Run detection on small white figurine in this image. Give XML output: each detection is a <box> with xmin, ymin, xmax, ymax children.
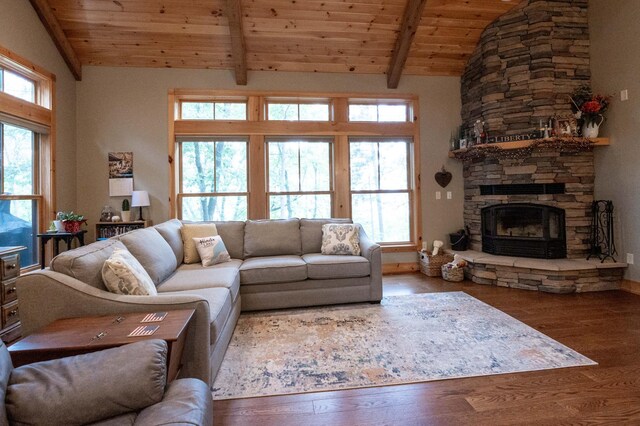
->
<box><xmin>111</xmin><ymin>216</ymin><xmax>121</xmax><ymax>222</ymax></box>
<box><xmin>432</xmin><ymin>240</ymin><xmax>444</xmax><ymax>255</ymax></box>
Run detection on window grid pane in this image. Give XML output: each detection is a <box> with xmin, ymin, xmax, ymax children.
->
<box><xmin>181</xmin><ymin>195</ymin><xmax>247</xmax><ymax>221</ymax></box>
<box><xmin>182</xmin><ymin>102</ymin><xmax>214</xmax><ymax>119</ymax></box>
<box><xmin>352</xmin><ymin>193</ymin><xmax>410</xmax><ymax>243</ymax></box>
<box><xmin>2</xmin><ymin>69</ymin><xmax>36</xmax><ymax>103</ymax></box>
<box><xmin>267</xmin><ymin>139</ymin><xmax>332</xmax><ymax>219</ymax></box>
<box><xmin>2</xmin><ymin>124</ymin><xmax>35</xmax><ymax>195</ymax></box>
<box><xmin>179</xmin><ymin>140</ymin><xmax>248</xmax><ymax>221</ymax></box>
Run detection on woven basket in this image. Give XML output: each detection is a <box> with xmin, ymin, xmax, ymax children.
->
<box><xmin>419</xmin><ymin>251</ymin><xmax>454</xmax><ymax>277</ymax></box>
<box><xmin>441</xmin><ymin>265</ymin><xmax>464</xmax><ymax>282</ymax></box>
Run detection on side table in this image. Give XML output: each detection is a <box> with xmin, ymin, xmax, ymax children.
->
<box><xmin>36</xmin><ymin>230</ymin><xmax>87</xmax><ymax>269</ymax></box>
<box><xmin>8</xmin><ymin>309</ymin><xmax>194</xmax><ymax>382</ymax></box>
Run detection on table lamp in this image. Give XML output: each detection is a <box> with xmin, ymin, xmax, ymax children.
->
<box><xmin>131</xmin><ymin>190</ymin><xmax>150</xmax><ymax>221</ymax></box>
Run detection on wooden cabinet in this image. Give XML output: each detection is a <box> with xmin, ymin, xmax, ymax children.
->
<box><xmin>0</xmin><ymin>246</ymin><xmax>25</xmax><ymax>344</ymax></box>
<box><xmin>95</xmin><ymin>221</ymin><xmax>151</xmax><ymax>240</ymax></box>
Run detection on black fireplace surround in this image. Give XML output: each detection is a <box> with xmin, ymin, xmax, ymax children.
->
<box><xmin>481</xmin><ymin>203</ymin><xmax>567</xmax><ymax>259</ymax></box>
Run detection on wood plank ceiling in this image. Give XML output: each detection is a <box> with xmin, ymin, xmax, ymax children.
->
<box><xmin>33</xmin><ymin>0</ymin><xmax>521</xmax><ymax>87</ymax></box>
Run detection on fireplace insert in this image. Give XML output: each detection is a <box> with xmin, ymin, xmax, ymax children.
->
<box><xmin>481</xmin><ymin>203</ymin><xmax>566</xmax><ymax>259</ymax></box>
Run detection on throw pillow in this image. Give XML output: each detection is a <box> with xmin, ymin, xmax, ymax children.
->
<box><xmin>321</xmin><ymin>224</ymin><xmax>361</xmax><ymax>256</ymax></box>
<box><xmin>101</xmin><ymin>248</ymin><xmax>157</xmax><ymax>296</ymax></box>
<box><xmin>193</xmin><ymin>235</ymin><xmax>231</xmax><ymax>266</ymax></box>
<box><xmin>180</xmin><ymin>223</ymin><xmax>218</xmax><ymax>264</ymax></box>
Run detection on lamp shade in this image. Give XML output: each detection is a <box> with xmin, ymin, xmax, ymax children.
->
<box><xmin>131</xmin><ymin>190</ymin><xmax>150</xmax><ymax>207</ymax></box>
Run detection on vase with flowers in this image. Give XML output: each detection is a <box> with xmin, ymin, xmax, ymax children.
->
<box><xmin>570</xmin><ymin>85</ymin><xmax>610</xmax><ymax>138</ymax></box>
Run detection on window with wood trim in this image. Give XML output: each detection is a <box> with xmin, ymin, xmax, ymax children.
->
<box><xmin>170</xmin><ymin>90</ymin><xmax>421</xmax><ymax>250</ymax></box>
<box><xmin>350</xmin><ymin>138</ymin><xmax>413</xmax><ymax>243</ymax></box>
<box><xmin>177</xmin><ymin>138</ymin><xmax>248</xmax><ymax>221</ymax></box>
<box><xmin>267</xmin><ymin>138</ymin><xmax>332</xmax><ymax>219</ymax></box>
<box><xmin>0</xmin><ymin>46</ymin><xmax>55</xmax><ymax>269</ymax></box>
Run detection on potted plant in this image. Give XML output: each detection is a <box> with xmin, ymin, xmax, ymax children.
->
<box><xmin>121</xmin><ymin>199</ymin><xmax>131</xmax><ymax>222</ymax></box>
<box><xmin>57</xmin><ymin>211</ymin><xmax>87</xmax><ymax>233</ymax></box>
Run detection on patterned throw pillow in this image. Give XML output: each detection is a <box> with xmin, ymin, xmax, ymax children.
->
<box><xmin>193</xmin><ymin>235</ymin><xmax>231</xmax><ymax>266</ymax></box>
<box><xmin>101</xmin><ymin>248</ymin><xmax>157</xmax><ymax>296</ymax></box>
<box><xmin>180</xmin><ymin>223</ymin><xmax>218</xmax><ymax>264</ymax></box>
<box><xmin>321</xmin><ymin>224</ymin><xmax>361</xmax><ymax>256</ymax></box>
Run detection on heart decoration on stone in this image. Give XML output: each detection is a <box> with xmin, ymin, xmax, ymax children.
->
<box><xmin>435</xmin><ymin>166</ymin><xmax>452</xmax><ymax>188</ymax></box>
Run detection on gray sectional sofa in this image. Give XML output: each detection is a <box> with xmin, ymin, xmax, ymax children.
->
<box><xmin>16</xmin><ymin>218</ymin><xmax>382</xmax><ymax>385</ymax></box>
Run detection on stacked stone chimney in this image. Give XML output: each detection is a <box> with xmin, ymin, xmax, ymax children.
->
<box><xmin>460</xmin><ymin>0</ymin><xmax>590</xmax><ymax>136</ymax></box>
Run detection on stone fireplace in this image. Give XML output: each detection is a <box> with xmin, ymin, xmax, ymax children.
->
<box><xmin>464</xmin><ymin>150</ymin><xmax>593</xmax><ymax>259</ymax></box>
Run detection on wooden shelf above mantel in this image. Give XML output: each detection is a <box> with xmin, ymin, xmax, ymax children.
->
<box><xmin>448</xmin><ymin>137</ymin><xmax>610</xmax><ymax>158</ymax></box>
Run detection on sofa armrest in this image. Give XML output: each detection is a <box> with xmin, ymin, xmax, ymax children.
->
<box><xmin>134</xmin><ymin>378</ymin><xmax>213</xmax><ymax>426</ymax></box>
<box><xmin>6</xmin><ymin>340</ymin><xmax>168</xmax><ymax>426</ymax></box>
<box><xmin>16</xmin><ymin>270</ymin><xmax>212</xmax><ymax>384</ymax></box>
<box><xmin>357</xmin><ymin>225</ymin><xmax>382</xmax><ymax>302</ymax></box>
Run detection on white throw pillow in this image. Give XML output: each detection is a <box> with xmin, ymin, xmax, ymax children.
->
<box><xmin>180</xmin><ymin>223</ymin><xmax>218</xmax><ymax>264</ymax></box>
<box><xmin>101</xmin><ymin>248</ymin><xmax>157</xmax><ymax>296</ymax></box>
<box><xmin>193</xmin><ymin>235</ymin><xmax>231</xmax><ymax>266</ymax></box>
<box><xmin>321</xmin><ymin>224</ymin><xmax>361</xmax><ymax>256</ymax></box>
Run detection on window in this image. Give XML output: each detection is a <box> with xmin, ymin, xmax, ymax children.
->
<box><xmin>170</xmin><ymin>90</ymin><xmax>420</xmax><ymax>250</ymax></box>
<box><xmin>266</xmin><ymin>101</ymin><xmax>330</xmax><ymax>121</ymax></box>
<box><xmin>178</xmin><ymin>139</ymin><xmax>248</xmax><ymax>221</ymax></box>
<box><xmin>350</xmin><ymin>138</ymin><xmax>413</xmax><ymax>243</ymax></box>
<box><xmin>0</xmin><ymin>67</ymin><xmax>36</xmax><ymax>103</ymax></box>
<box><xmin>349</xmin><ymin>102</ymin><xmax>410</xmax><ymax>122</ymax></box>
<box><xmin>0</xmin><ymin>123</ymin><xmax>38</xmax><ymax>267</ymax></box>
<box><xmin>181</xmin><ymin>101</ymin><xmax>246</xmax><ymax>120</ymax></box>
<box><xmin>267</xmin><ymin>138</ymin><xmax>332</xmax><ymax>218</ymax></box>
<box><xmin>0</xmin><ymin>46</ymin><xmax>54</xmax><ymax>270</ymax></box>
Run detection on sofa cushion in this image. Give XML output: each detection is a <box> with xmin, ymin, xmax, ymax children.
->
<box><xmin>321</xmin><ymin>223</ymin><xmax>361</xmax><ymax>255</ymax></box>
<box><xmin>239</xmin><ymin>255</ymin><xmax>307</xmax><ymax>285</ymax></box>
<box><xmin>50</xmin><ymin>239</ymin><xmax>127</xmax><ymax>290</ymax></box>
<box><xmin>300</xmin><ymin>218</ymin><xmax>352</xmax><ymax>254</ymax></box>
<box><xmin>119</xmin><ymin>227</ymin><xmax>177</xmax><ymax>285</ymax></box>
<box><xmin>154</xmin><ymin>219</ymin><xmax>184</xmax><ymax>266</ymax></box>
<box><xmin>213</xmin><ymin>221</ymin><xmax>245</xmax><ymax>260</ymax></box>
<box><xmin>302</xmin><ymin>253</ymin><xmax>370</xmax><ymax>279</ymax></box>
<box><xmin>159</xmin><ymin>287</ymin><xmax>232</xmax><ymax>345</ymax></box>
<box><xmin>244</xmin><ymin>218</ymin><xmax>301</xmax><ymax>258</ymax></box>
<box><xmin>193</xmin><ymin>235</ymin><xmax>231</xmax><ymax>266</ymax></box>
<box><xmin>102</xmin><ymin>248</ymin><xmax>158</xmax><ymax>296</ymax></box>
<box><xmin>157</xmin><ymin>260</ymin><xmax>241</xmax><ymax>303</ymax></box>
<box><xmin>180</xmin><ymin>223</ymin><xmax>218</xmax><ymax>264</ymax></box>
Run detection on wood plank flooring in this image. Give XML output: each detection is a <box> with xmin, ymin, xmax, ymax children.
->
<box><xmin>214</xmin><ymin>273</ymin><xmax>640</xmax><ymax>425</ymax></box>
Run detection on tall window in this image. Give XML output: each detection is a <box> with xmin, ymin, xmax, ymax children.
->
<box><xmin>267</xmin><ymin>138</ymin><xmax>332</xmax><ymax>218</ymax></box>
<box><xmin>0</xmin><ymin>46</ymin><xmax>54</xmax><ymax>269</ymax></box>
<box><xmin>178</xmin><ymin>139</ymin><xmax>248</xmax><ymax>221</ymax></box>
<box><xmin>0</xmin><ymin>124</ymin><xmax>38</xmax><ymax>266</ymax></box>
<box><xmin>350</xmin><ymin>138</ymin><xmax>413</xmax><ymax>243</ymax></box>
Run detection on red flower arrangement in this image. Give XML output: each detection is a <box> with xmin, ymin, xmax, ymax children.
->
<box><xmin>571</xmin><ymin>86</ymin><xmax>611</xmax><ymax>126</ymax></box>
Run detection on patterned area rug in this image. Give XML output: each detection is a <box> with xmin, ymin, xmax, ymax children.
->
<box><xmin>212</xmin><ymin>292</ymin><xmax>595</xmax><ymax>399</ymax></box>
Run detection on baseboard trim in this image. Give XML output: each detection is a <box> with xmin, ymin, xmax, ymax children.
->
<box><xmin>382</xmin><ymin>262</ymin><xmax>419</xmax><ymax>275</ymax></box>
<box><xmin>621</xmin><ymin>279</ymin><xmax>640</xmax><ymax>295</ymax></box>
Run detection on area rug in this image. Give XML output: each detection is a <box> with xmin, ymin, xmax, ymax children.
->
<box><xmin>212</xmin><ymin>292</ymin><xmax>595</xmax><ymax>399</ymax></box>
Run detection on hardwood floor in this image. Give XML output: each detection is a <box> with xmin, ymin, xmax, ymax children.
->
<box><xmin>214</xmin><ymin>274</ymin><xmax>640</xmax><ymax>425</ymax></box>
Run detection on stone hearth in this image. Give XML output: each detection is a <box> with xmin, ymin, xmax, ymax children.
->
<box><xmin>451</xmin><ymin>250</ymin><xmax>625</xmax><ymax>294</ymax></box>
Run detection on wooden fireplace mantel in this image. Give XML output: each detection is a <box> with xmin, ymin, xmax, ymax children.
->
<box><xmin>448</xmin><ymin>137</ymin><xmax>610</xmax><ymax>158</ymax></box>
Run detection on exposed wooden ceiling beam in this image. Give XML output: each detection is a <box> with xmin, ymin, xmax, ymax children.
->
<box><xmin>387</xmin><ymin>0</ymin><xmax>429</xmax><ymax>89</ymax></box>
<box><xmin>225</xmin><ymin>0</ymin><xmax>248</xmax><ymax>85</ymax></box>
<box><xmin>29</xmin><ymin>0</ymin><xmax>82</xmax><ymax>81</ymax></box>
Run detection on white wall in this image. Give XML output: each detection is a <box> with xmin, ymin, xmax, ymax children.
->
<box><xmin>0</xmin><ymin>0</ymin><xmax>77</xmax><ymax>213</ymax></box>
<box><xmin>590</xmin><ymin>0</ymin><xmax>640</xmax><ymax>280</ymax></box>
<box><xmin>76</xmin><ymin>67</ymin><xmax>464</xmax><ymax>262</ymax></box>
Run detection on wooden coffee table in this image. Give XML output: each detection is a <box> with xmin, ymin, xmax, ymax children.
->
<box><xmin>8</xmin><ymin>309</ymin><xmax>194</xmax><ymax>382</ymax></box>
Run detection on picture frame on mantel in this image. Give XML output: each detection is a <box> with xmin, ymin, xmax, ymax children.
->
<box><xmin>555</xmin><ymin>115</ymin><xmax>578</xmax><ymax>136</ymax></box>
